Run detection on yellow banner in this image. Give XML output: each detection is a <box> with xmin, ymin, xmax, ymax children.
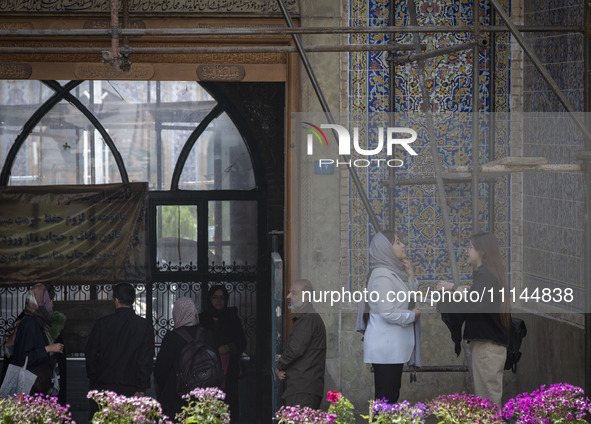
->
<box><xmin>0</xmin><ymin>183</ymin><xmax>148</xmax><ymax>284</ymax></box>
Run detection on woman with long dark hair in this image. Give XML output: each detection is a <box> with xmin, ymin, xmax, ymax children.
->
<box><xmin>438</xmin><ymin>232</ymin><xmax>510</xmax><ymax>405</ymax></box>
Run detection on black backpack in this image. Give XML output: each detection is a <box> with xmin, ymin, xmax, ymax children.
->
<box><xmin>174</xmin><ymin>326</ymin><xmax>224</xmax><ymax>396</ymax></box>
<box><xmin>504</xmin><ymin>317</ymin><xmax>527</xmax><ymax>373</ymax></box>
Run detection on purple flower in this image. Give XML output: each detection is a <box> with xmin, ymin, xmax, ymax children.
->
<box><xmin>183</xmin><ymin>386</ymin><xmax>226</xmax><ymax>401</ymax></box>
<box><xmin>275</xmin><ymin>405</ymin><xmax>336</xmax><ymax>424</ymax></box>
<box><xmin>502</xmin><ymin>383</ymin><xmax>591</xmax><ymax>424</ymax></box>
<box><xmin>369</xmin><ymin>398</ymin><xmax>427</xmax><ymax>423</ymax></box>
<box><xmin>87</xmin><ymin>390</ymin><xmax>172</xmax><ymax>424</ymax></box>
<box><xmin>0</xmin><ymin>393</ymin><xmax>74</xmax><ymax>423</ymax></box>
<box><xmin>176</xmin><ymin>387</ymin><xmax>230</xmax><ymax>423</ymax></box>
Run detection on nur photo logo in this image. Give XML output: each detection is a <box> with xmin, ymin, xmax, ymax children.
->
<box><xmin>302</xmin><ymin>122</ymin><xmax>418</xmax><ymax>168</ymax></box>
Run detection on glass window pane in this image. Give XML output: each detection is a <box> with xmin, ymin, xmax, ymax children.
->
<box><xmin>208</xmin><ymin>201</ymin><xmax>257</xmax><ymax>266</ymax></box>
<box><xmin>10</xmin><ymin>100</ymin><xmax>122</xmax><ymax>186</ymax></box>
<box><xmin>179</xmin><ymin>112</ymin><xmax>256</xmax><ymax>191</ymax></box>
<box><xmin>87</xmin><ymin>81</ymin><xmax>216</xmax><ymax>190</ymax></box>
<box><xmin>156</xmin><ymin>205</ymin><xmax>198</xmax><ymax>271</ymax></box>
<box><xmin>1</xmin><ymin>81</ymin><xmax>256</xmax><ymax>191</ymax></box>
<box><xmin>0</xmin><ymin>81</ymin><xmax>54</xmax><ymax>176</ymax></box>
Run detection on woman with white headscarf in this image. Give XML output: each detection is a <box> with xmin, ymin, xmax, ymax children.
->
<box><xmin>10</xmin><ymin>283</ymin><xmax>64</xmax><ymax>395</ymax></box>
<box><xmin>155</xmin><ymin>297</ymin><xmax>216</xmax><ymax>421</ymax></box>
<box><xmin>363</xmin><ymin>231</ymin><xmax>421</xmax><ymax>403</ymax></box>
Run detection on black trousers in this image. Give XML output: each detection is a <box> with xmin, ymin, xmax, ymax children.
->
<box><xmin>372</xmin><ymin>363</ymin><xmax>404</xmax><ymax>403</ymax></box>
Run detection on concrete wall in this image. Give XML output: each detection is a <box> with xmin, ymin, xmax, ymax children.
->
<box><xmin>512</xmin><ymin>313</ymin><xmax>584</xmax><ymax>394</ymax></box>
<box><xmin>294</xmin><ymin>0</ymin><xmax>345</xmax><ymax>409</ymax></box>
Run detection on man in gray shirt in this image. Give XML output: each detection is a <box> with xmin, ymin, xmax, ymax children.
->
<box><xmin>275</xmin><ymin>279</ymin><xmax>327</xmax><ymax>409</ymax></box>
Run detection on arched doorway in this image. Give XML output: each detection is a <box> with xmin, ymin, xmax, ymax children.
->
<box><xmin>0</xmin><ymin>79</ymin><xmax>285</xmax><ymax>422</ymax></box>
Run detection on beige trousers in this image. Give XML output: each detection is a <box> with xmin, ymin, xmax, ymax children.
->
<box><xmin>469</xmin><ymin>341</ymin><xmax>506</xmax><ymax>406</ymax></box>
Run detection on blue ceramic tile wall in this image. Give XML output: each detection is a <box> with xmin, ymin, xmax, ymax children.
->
<box><xmin>349</xmin><ymin>0</ymin><xmax>510</xmax><ymax>292</ymax></box>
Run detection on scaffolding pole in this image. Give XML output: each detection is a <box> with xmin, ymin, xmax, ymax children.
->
<box><xmin>276</xmin><ymin>0</ymin><xmax>381</xmax><ymax>232</ymax></box>
<box><xmin>393</xmin><ymin>40</ymin><xmax>480</xmax><ymax>65</ymax></box>
<box><xmin>407</xmin><ymin>0</ymin><xmax>460</xmax><ymax>287</ymax></box>
<box><xmin>0</xmin><ymin>25</ymin><xmax>583</xmax><ymax>38</ymax></box>
<box><xmin>584</xmin><ymin>0</ymin><xmax>591</xmax><ymax>406</ymax></box>
<box><xmin>388</xmin><ymin>1</ymin><xmax>397</xmax><ymax>232</ymax></box>
<box><xmin>0</xmin><ymin>44</ymin><xmax>420</xmax><ymax>55</ymax></box>
<box><xmin>490</xmin><ymin>0</ymin><xmax>591</xmax><ymax>141</ymax></box>
<box><xmin>472</xmin><ymin>0</ymin><xmax>481</xmax><ymax>234</ymax></box>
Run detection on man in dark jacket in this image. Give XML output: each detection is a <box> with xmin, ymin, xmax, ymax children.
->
<box><xmin>85</xmin><ymin>283</ymin><xmax>155</xmax><ymax>417</ymax></box>
<box><xmin>275</xmin><ymin>279</ymin><xmax>326</xmax><ymax>409</ymax></box>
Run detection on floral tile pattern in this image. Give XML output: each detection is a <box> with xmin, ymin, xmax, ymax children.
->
<box><xmin>349</xmin><ymin>0</ymin><xmax>510</xmax><ymax>292</ymax></box>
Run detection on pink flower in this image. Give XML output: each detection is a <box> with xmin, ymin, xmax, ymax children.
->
<box><xmin>327</xmin><ymin>391</ymin><xmax>342</xmax><ymax>403</ymax></box>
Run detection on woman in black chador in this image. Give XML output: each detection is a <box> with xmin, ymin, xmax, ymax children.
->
<box><xmin>199</xmin><ymin>285</ymin><xmax>246</xmax><ymax>422</ymax></box>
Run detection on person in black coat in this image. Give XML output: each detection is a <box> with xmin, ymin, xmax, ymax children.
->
<box><xmin>199</xmin><ymin>285</ymin><xmax>246</xmax><ymax>422</ymax></box>
<box><xmin>437</xmin><ymin>232</ymin><xmax>510</xmax><ymax>406</ymax></box>
<box><xmin>85</xmin><ymin>283</ymin><xmax>155</xmax><ymax>419</ymax></box>
<box><xmin>155</xmin><ymin>297</ymin><xmax>216</xmax><ymax>422</ymax></box>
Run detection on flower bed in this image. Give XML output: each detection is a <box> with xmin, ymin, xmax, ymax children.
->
<box><xmin>272</xmin><ymin>384</ymin><xmax>591</xmax><ymax>424</ymax></box>
<box><xmin>502</xmin><ymin>383</ymin><xmax>591</xmax><ymax>424</ymax></box>
<box><xmin>3</xmin><ymin>382</ymin><xmax>589</xmax><ymax>424</ymax></box>
<box><xmin>0</xmin><ymin>393</ymin><xmax>74</xmax><ymax>423</ymax></box>
<box><xmin>368</xmin><ymin>398</ymin><xmax>427</xmax><ymax>424</ymax></box>
<box><xmin>88</xmin><ymin>390</ymin><xmax>172</xmax><ymax>424</ymax></box>
<box><xmin>176</xmin><ymin>387</ymin><xmax>230</xmax><ymax>424</ymax></box>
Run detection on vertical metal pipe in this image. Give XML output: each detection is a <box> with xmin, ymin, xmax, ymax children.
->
<box><xmin>407</xmin><ymin>0</ymin><xmax>460</xmax><ymax>286</ymax></box>
<box><xmin>89</xmin><ymin>82</ymin><xmax>96</xmax><ymax>185</ymax></box>
<box><xmin>388</xmin><ymin>0</ymin><xmax>397</xmax><ymax>231</ymax></box>
<box><xmin>488</xmin><ymin>5</ymin><xmax>497</xmax><ymax>235</ymax></box>
<box><xmin>122</xmin><ymin>0</ymin><xmax>129</xmax><ymax>46</ymax></box>
<box><xmin>110</xmin><ymin>0</ymin><xmax>119</xmax><ymax>61</ymax></box>
<box><xmin>276</xmin><ymin>0</ymin><xmax>382</xmax><ymax>233</ymax></box>
<box><xmin>145</xmin><ymin>282</ymin><xmax>153</xmax><ymax>323</ymax></box>
<box><xmin>583</xmin><ymin>0</ymin><xmax>591</xmax><ymax>402</ymax></box>
<box><xmin>156</xmin><ymin>81</ymin><xmax>163</xmax><ymax>190</ymax></box>
<box><xmin>472</xmin><ymin>0</ymin><xmax>481</xmax><ymax>233</ymax></box>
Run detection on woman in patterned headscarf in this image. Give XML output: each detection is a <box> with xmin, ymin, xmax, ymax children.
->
<box><xmin>155</xmin><ymin>297</ymin><xmax>216</xmax><ymax>421</ymax></box>
<box><xmin>9</xmin><ymin>283</ymin><xmax>64</xmax><ymax>395</ymax></box>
